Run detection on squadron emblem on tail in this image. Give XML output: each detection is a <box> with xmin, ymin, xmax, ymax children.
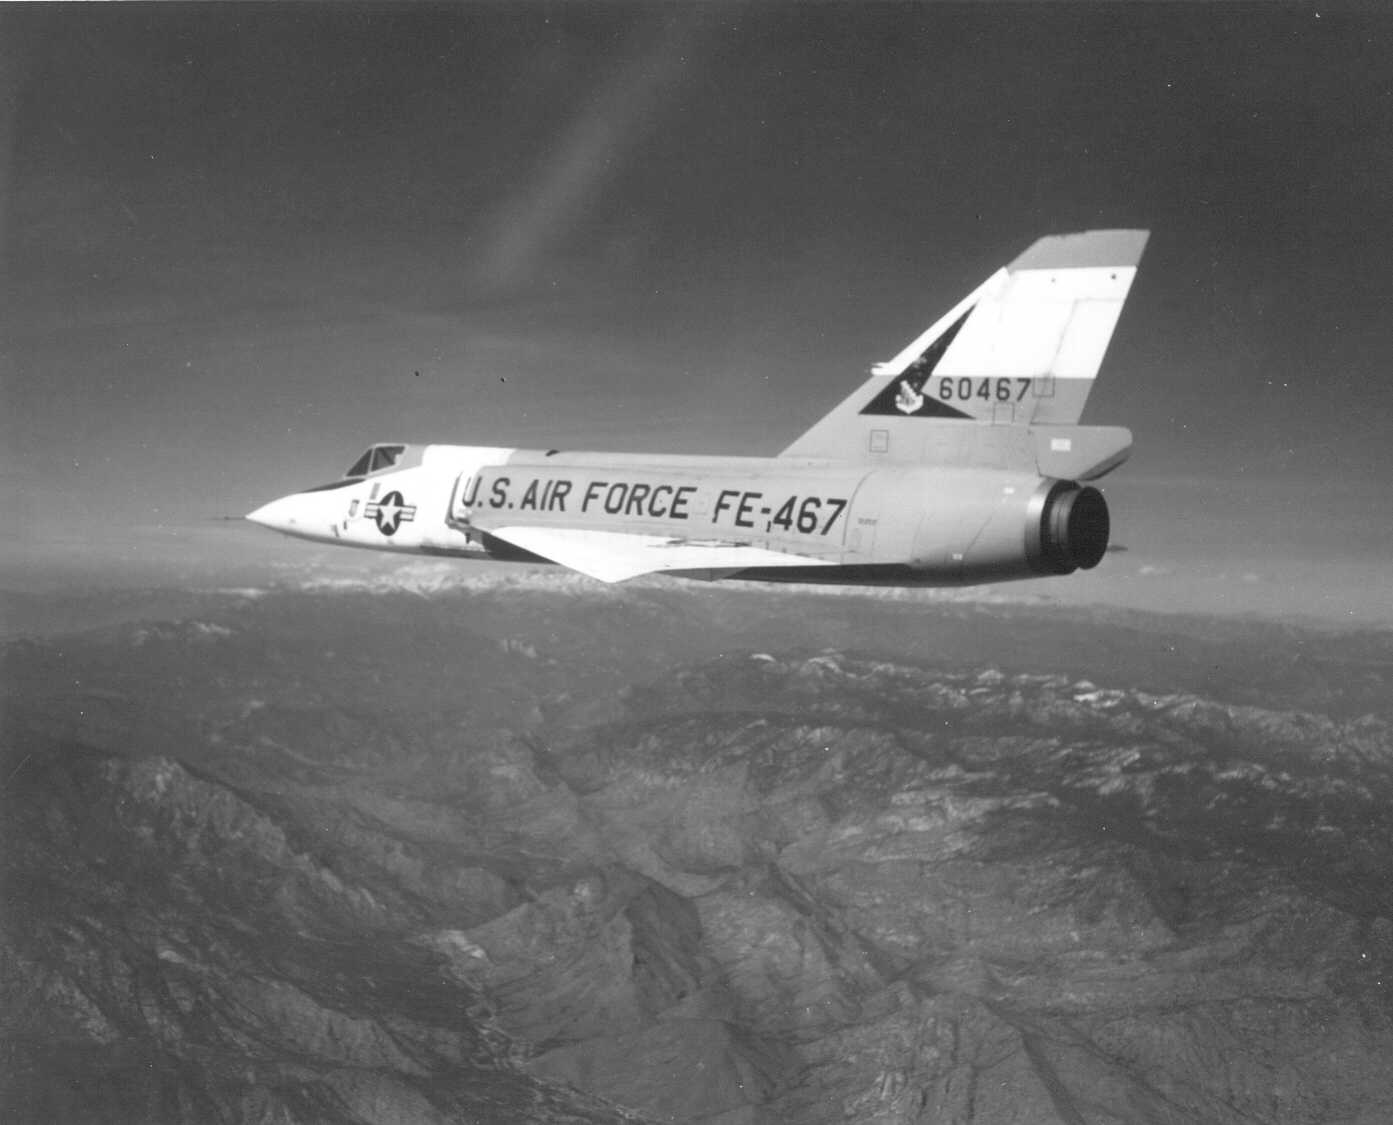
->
<box><xmin>894</xmin><ymin>380</ymin><xmax>926</xmax><ymax>414</ymax></box>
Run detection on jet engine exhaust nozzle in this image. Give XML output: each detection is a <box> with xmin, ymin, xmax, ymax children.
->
<box><xmin>1034</xmin><ymin>482</ymin><xmax>1110</xmax><ymax>575</ymax></box>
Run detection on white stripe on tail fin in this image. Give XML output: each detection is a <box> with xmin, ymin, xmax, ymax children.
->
<box><xmin>782</xmin><ymin>230</ymin><xmax>1148</xmax><ymax>461</ymax></box>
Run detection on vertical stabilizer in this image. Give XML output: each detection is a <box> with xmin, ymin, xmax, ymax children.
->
<box><xmin>782</xmin><ymin>230</ymin><xmax>1148</xmax><ymax>461</ymax></box>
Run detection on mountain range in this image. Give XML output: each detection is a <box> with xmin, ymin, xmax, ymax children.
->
<box><xmin>4</xmin><ymin>575</ymin><xmax>1392</xmax><ymax>1123</ymax></box>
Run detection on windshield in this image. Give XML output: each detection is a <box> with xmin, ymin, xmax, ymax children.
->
<box><xmin>371</xmin><ymin>445</ymin><xmax>404</xmax><ymax>471</ymax></box>
<box><xmin>344</xmin><ymin>444</ymin><xmax>406</xmax><ymax>478</ymax></box>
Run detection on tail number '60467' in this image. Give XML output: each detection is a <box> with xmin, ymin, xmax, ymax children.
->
<box><xmin>938</xmin><ymin>377</ymin><xmax>1032</xmax><ymax>403</ymax></box>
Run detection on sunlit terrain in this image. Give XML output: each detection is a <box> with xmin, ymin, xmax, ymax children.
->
<box><xmin>3</xmin><ymin>573</ymin><xmax>1392</xmax><ymax>1123</ymax></box>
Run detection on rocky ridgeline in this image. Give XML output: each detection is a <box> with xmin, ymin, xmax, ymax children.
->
<box><xmin>0</xmin><ymin>747</ymin><xmax>647</xmax><ymax>1124</ymax></box>
<box><xmin>4</xmin><ymin>595</ymin><xmax>1393</xmax><ymax>1124</ymax></box>
<box><xmin>513</xmin><ymin>654</ymin><xmax>1393</xmax><ymax>1122</ymax></box>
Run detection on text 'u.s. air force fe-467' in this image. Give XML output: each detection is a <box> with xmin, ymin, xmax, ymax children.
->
<box><xmin>248</xmin><ymin>230</ymin><xmax>1146</xmax><ymax>586</ymax></box>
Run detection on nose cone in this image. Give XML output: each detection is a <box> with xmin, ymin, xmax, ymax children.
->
<box><xmin>246</xmin><ymin>493</ymin><xmax>317</xmax><ymax>537</ymax></box>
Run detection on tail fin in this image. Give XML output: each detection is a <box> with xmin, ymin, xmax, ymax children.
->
<box><xmin>782</xmin><ymin>230</ymin><xmax>1148</xmax><ymax>461</ymax></box>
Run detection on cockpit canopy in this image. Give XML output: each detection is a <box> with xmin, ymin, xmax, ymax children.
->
<box><xmin>344</xmin><ymin>444</ymin><xmax>406</xmax><ymax>478</ymax></box>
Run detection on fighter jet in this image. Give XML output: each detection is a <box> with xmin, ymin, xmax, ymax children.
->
<box><xmin>248</xmin><ymin>230</ymin><xmax>1146</xmax><ymax>586</ymax></box>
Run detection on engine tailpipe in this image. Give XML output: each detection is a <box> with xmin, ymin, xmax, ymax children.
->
<box><xmin>1028</xmin><ymin>480</ymin><xmax>1110</xmax><ymax>575</ymax></box>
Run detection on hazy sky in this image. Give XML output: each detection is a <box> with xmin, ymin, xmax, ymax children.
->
<box><xmin>3</xmin><ymin>4</ymin><xmax>1391</xmax><ymax>622</ymax></box>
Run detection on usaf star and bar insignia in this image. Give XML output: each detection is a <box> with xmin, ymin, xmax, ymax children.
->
<box><xmin>365</xmin><ymin>491</ymin><xmax>416</xmax><ymax>536</ymax></box>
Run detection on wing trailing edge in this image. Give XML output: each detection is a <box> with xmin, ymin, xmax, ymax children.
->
<box><xmin>485</xmin><ymin>526</ymin><xmax>825</xmax><ymax>583</ymax></box>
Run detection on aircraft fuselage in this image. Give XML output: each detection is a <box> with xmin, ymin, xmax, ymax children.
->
<box><xmin>248</xmin><ymin>442</ymin><xmax>1111</xmax><ymax>585</ymax></box>
<box><xmin>249</xmin><ymin>231</ymin><xmax>1148</xmax><ymax>588</ymax></box>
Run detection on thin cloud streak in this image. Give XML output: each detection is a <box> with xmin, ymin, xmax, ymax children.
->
<box><xmin>472</xmin><ymin>11</ymin><xmax>711</xmax><ymax>292</ymax></box>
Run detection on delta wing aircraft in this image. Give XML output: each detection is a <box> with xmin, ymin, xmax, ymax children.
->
<box><xmin>249</xmin><ymin>230</ymin><xmax>1147</xmax><ymax>586</ymax></box>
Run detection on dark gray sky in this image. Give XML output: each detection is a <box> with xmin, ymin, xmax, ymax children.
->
<box><xmin>3</xmin><ymin>4</ymin><xmax>1391</xmax><ymax>621</ymax></box>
